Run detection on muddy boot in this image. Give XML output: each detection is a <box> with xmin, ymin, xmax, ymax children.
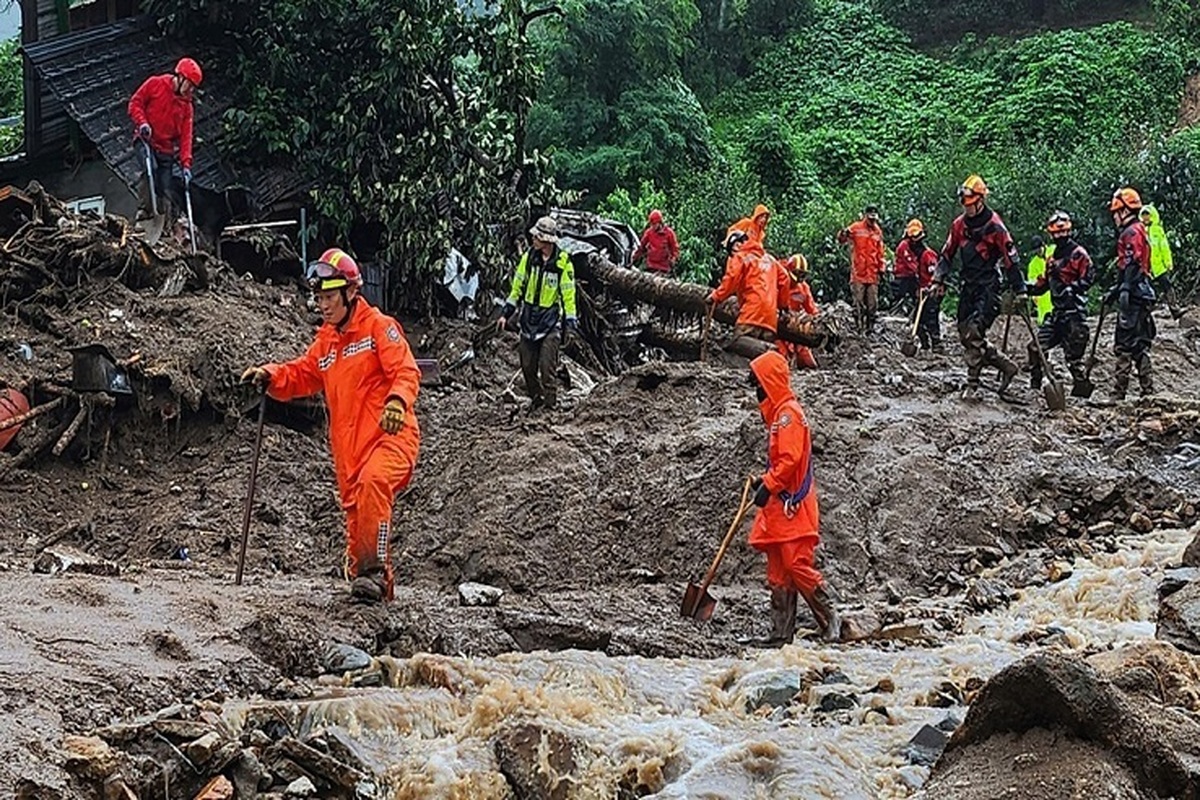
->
<box><xmin>1137</xmin><ymin>354</ymin><xmax>1154</xmax><ymax>397</ymax></box>
<box><xmin>997</xmin><ymin>359</ymin><xmax>1018</xmax><ymax>395</ymax></box>
<box><xmin>1112</xmin><ymin>353</ymin><xmax>1132</xmax><ymax>401</ymax></box>
<box><xmin>350</xmin><ymin>571</ymin><xmax>387</xmax><ymax>604</ymax></box>
<box><xmin>1028</xmin><ymin>359</ymin><xmax>1042</xmax><ymax>391</ymax></box>
<box><xmin>802</xmin><ymin>584</ymin><xmax>843</xmax><ymax>643</ymax></box>
<box><xmin>767</xmin><ymin>586</ymin><xmax>798</xmax><ymax>645</ymax></box>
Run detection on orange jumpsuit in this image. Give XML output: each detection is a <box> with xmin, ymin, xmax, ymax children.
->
<box><xmin>711</xmin><ymin>241</ymin><xmax>783</xmax><ymax>336</ymax></box>
<box><xmin>729</xmin><ymin>204</ymin><xmax>771</xmax><ymax>249</ymax></box>
<box><xmin>748</xmin><ymin>351</ymin><xmax>825</xmax><ymax>595</ymax></box>
<box><xmin>778</xmin><ymin>262</ymin><xmax>819</xmax><ymax>370</ymax></box>
<box><xmin>264</xmin><ymin>299</ymin><xmax>421</xmax><ymax>599</ymax></box>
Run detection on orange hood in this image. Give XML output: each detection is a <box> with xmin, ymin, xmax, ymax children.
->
<box><xmin>752</xmin><ymin>204</ymin><xmax>770</xmax><ymax>223</ymax></box>
<box><xmin>750</xmin><ymin>350</ymin><xmax>794</xmax><ymax>421</ymax></box>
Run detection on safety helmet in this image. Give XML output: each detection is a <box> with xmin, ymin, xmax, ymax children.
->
<box><xmin>648</xmin><ymin>209</ymin><xmax>663</xmax><ymax>225</ymax></box>
<box><xmin>1045</xmin><ymin>210</ymin><xmax>1072</xmax><ymax>236</ymax></box>
<box><xmin>1109</xmin><ymin>187</ymin><xmax>1142</xmax><ymax>213</ymax></box>
<box><xmin>722</xmin><ymin>229</ymin><xmax>748</xmax><ymax>255</ymax></box>
<box><xmin>904</xmin><ymin>218</ymin><xmax>925</xmax><ymax>239</ymax></box>
<box><xmin>306</xmin><ymin>248</ymin><xmax>362</xmax><ymax>291</ymax></box>
<box><xmin>864</xmin><ymin>204</ymin><xmax>880</xmax><ymax>220</ymax></box>
<box><xmin>957</xmin><ymin>174</ymin><xmax>989</xmax><ymax>205</ymax></box>
<box><xmin>787</xmin><ymin>253</ymin><xmax>809</xmax><ymax>280</ymax></box>
<box><xmin>175</xmin><ymin>57</ymin><xmax>203</xmax><ymax>87</ymax></box>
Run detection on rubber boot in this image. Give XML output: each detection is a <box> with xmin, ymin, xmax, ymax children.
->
<box><xmin>1029</xmin><ymin>359</ymin><xmax>1043</xmax><ymax>391</ymax></box>
<box><xmin>1137</xmin><ymin>354</ymin><xmax>1154</xmax><ymax>397</ymax></box>
<box><xmin>1112</xmin><ymin>353</ymin><xmax>1132</xmax><ymax>401</ymax></box>
<box><xmin>350</xmin><ymin>570</ymin><xmax>388</xmax><ymax>604</ymax></box>
<box><xmin>802</xmin><ymin>584</ymin><xmax>843</xmax><ymax>643</ymax></box>
<box><xmin>768</xmin><ymin>586</ymin><xmax>798</xmax><ymax>645</ymax></box>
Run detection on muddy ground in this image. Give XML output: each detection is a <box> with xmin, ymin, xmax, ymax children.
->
<box><xmin>2</xmin><ymin>207</ymin><xmax>1200</xmax><ymax>797</ymax></box>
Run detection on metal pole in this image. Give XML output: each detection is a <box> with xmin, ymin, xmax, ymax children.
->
<box><xmin>235</xmin><ymin>392</ymin><xmax>268</xmax><ymax>586</ymax></box>
<box><xmin>300</xmin><ymin>207</ymin><xmax>308</xmax><ymax>273</ymax></box>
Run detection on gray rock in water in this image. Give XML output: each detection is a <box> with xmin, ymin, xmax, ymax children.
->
<box><xmin>735</xmin><ymin>669</ymin><xmax>801</xmax><ymax>713</ymax></box>
<box><xmin>966</xmin><ymin>577</ymin><xmax>1014</xmax><ymax>612</ymax></box>
<box><xmin>323</xmin><ymin>644</ymin><xmax>372</xmax><ymax>676</ymax></box>
<box><xmin>817</xmin><ymin>690</ymin><xmax>858</xmax><ymax>713</ymax></box>
<box><xmin>1158</xmin><ymin>580</ymin><xmax>1200</xmax><ymax>654</ymax></box>
<box><xmin>459</xmin><ymin>582</ymin><xmax>504</xmax><ymax>607</ymax></box>
<box><xmin>494</xmin><ymin>723</ymin><xmax>578</xmax><ymax>800</ymax></box>
<box><xmin>1158</xmin><ymin>567</ymin><xmax>1200</xmax><ymax>600</ymax></box>
<box><xmin>285</xmin><ymin>777</ymin><xmax>317</xmax><ymax>798</ymax></box>
<box><xmin>904</xmin><ymin>724</ymin><xmax>948</xmax><ymax>766</ymax></box>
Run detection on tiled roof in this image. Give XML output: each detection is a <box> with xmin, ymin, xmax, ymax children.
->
<box><xmin>23</xmin><ymin>17</ymin><xmax>311</xmax><ymax>215</ymax></box>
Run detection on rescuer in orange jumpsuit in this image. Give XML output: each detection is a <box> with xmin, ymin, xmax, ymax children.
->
<box><xmin>837</xmin><ymin>205</ymin><xmax>887</xmax><ymax>335</ymax></box>
<box><xmin>707</xmin><ymin>229</ymin><xmax>785</xmax><ymax>357</ymax></box>
<box><xmin>241</xmin><ymin>248</ymin><xmax>421</xmax><ymax>604</ymax></box>
<box><xmin>778</xmin><ymin>254</ymin><xmax>820</xmax><ymax>370</ymax></box>
<box><xmin>748</xmin><ymin>350</ymin><xmax>841</xmax><ymax>643</ymax></box>
<box><xmin>730</xmin><ymin>204</ymin><xmax>772</xmax><ymax>249</ymax></box>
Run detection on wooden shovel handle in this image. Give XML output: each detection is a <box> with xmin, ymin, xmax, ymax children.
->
<box><xmin>696</xmin><ymin>475</ymin><xmax>756</xmax><ymax>594</ymax></box>
<box><xmin>700</xmin><ymin>302</ymin><xmax>715</xmax><ymax>362</ymax></box>
<box><xmin>910</xmin><ymin>290</ymin><xmax>928</xmax><ymax>338</ymax></box>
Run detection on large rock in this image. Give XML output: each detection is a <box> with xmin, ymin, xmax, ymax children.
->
<box><xmin>494</xmin><ymin>723</ymin><xmax>579</xmax><ymax>800</ymax></box>
<box><xmin>1157</xmin><ymin>580</ymin><xmax>1200</xmax><ymax>654</ymax></box>
<box><xmin>924</xmin><ymin>652</ymin><xmax>1190</xmax><ymax>799</ymax></box>
<box><xmin>733</xmin><ymin>669</ymin><xmax>801</xmax><ymax>713</ymax></box>
<box><xmin>1180</xmin><ymin>524</ymin><xmax>1200</xmax><ymax>568</ymax></box>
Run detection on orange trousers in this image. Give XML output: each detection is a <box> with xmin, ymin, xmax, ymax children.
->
<box><xmin>755</xmin><ymin>535</ymin><xmax>824</xmax><ymax>594</ymax></box>
<box><xmin>342</xmin><ymin>437</ymin><xmax>415</xmax><ymax>600</ymax></box>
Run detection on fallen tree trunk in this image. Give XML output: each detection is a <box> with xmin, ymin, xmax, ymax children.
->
<box><xmin>580</xmin><ymin>253</ymin><xmax>839</xmax><ymax>349</ymax></box>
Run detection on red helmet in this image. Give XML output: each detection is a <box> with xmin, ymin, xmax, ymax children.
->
<box><xmin>1109</xmin><ymin>187</ymin><xmax>1142</xmax><ymax>213</ymax></box>
<box><xmin>175</xmin><ymin>57</ymin><xmax>203</xmax><ymax>87</ymax></box>
<box><xmin>648</xmin><ymin>209</ymin><xmax>663</xmax><ymax>225</ymax></box>
<box><xmin>307</xmin><ymin>248</ymin><xmax>362</xmax><ymax>291</ymax></box>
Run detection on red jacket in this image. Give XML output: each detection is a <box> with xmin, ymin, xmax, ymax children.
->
<box><xmin>895</xmin><ymin>239</ymin><xmax>939</xmax><ymax>288</ymax></box>
<box><xmin>838</xmin><ymin>219</ymin><xmax>885</xmax><ymax>284</ymax></box>
<box><xmin>711</xmin><ymin>243</ymin><xmax>783</xmax><ymax>333</ymax></box>
<box><xmin>632</xmin><ymin>225</ymin><xmax>679</xmax><ymax>273</ymax></box>
<box><xmin>264</xmin><ymin>300</ymin><xmax>421</xmax><ymax>501</ymax></box>
<box><xmin>749</xmin><ymin>351</ymin><xmax>819</xmax><ymax>545</ymax></box>
<box><xmin>128</xmin><ymin>74</ymin><xmax>195</xmax><ymax>169</ymax></box>
<box><xmin>936</xmin><ymin>207</ymin><xmax>1023</xmax><ymax>289</ymax></box>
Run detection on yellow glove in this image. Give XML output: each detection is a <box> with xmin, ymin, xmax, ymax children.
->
<box><xmin>380</xmin><ymin>398</ymin><xmax>406</xmax><ymax>434</ymax></box>
<box><xmin>241</xmin><ymin>366</ymin><xmax>269</xmax><ymax>388</ymax></box>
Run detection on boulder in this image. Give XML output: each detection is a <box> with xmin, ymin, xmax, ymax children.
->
<box><xmin>323</xmin><ymin>643</ymin><xmax>372</xmax><ymax>676</ymax></box>
<box><xmin>734</xmin><ymin>669</ymin><xmax>801</xmax><ymax>713</ymax></box>
<box><xmin>494</xmin><ymin>723</ymin><xmax>579</xmax><ymax>800</ymax></box>
<box><xmin>62</xmin><ymin>735</ymin><xmax>119</xmax><ymax>781</ymax></box>
<box><xmin>1157</xmin><ymin>580</ymin><xmax>1200</xmax><ymax>654</ymax></box>
<box><xmin>458</xmin><ymin>582</ymin><xmax>504</xmax><ymax>607</ymax></box>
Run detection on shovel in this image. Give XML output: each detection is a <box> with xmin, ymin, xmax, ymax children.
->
<box><xmin>681</xmin><ymin>475</ymin><xmax>755</xmax><ymax>621</ymax></box>
<box><xmin>900</xmin><ymin>290</ymin><xmax>928</xmax><ymax>357</ymax></box>
<box><xmin>183</xmin><ymin>173</ymin><xmax>197</xmax><ymax>255</ymax></box>
<box><xmin>137</xmin><ymin>140</ymin><xmax>167</xmax><ymax>245</ymax></box>
<box><xmin>1019</xmin><ymin>301</ymin><xmax>1067</xmax><ymax>411</ymax></box>
<box><xmin>996</xmin><ymin>304</ymin><xmax>1014</xmax><ymax>381</ymax></box>
<box><xmin>1072</xmin><ymin>301</ymin><xmax>1108</xmax><ymax>399</ymax></box>
<box><xmin>700</xmin><ymin>301</ymin><xmax>715</xmax><ymax>362</ymax></box>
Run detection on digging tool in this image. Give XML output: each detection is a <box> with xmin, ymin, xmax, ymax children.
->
<box><xmin>700</xmin><ymin>301</ymin><xmax>715</xmax><ymax>362</ymax></box>
<box><xmin>1072</xmin><ymin>301</ymin><xmax>1108</xmax><ymax>399</ymax></box>
<box><xmin>900</xmin><ymin>290</ymin><xmax>929</xmax><ymax>358</ymax></box>
<box><xmin>682</xmin><ymin>475</ymin><xmax>755</xmax><ymax>621</ymax></box>
<box><xmin>1019</xmin><ymin>300</ymin><xmax>1067</xmax><ymax>411</ymax></box>
<box><xmin>183</xmin><ymin>173</ymin><xmax>197</xmax><ymax>255</ymax></box>
<box><xmin>141</xmin><ymin>139</ymin><xmax>159</xmax><ymax>217</ymax></box>
<box><xmin>235</xmin><ymin>389</ymin><xmax>269</xmax><ymax>586</ymax></box>
<box><xmin>137</xmin><ymin>140</ymin><xmax>167</xmax><ymax>245</ymax></box>
<box><xmin>995</xmin><ymin>302</ymin><xmax>1014</xmax><ymax>381</ymax></box>
<box><xmin>416</xmin><ymin>358</ymin><xmax>441</xmax><ymax>386</ymax></box>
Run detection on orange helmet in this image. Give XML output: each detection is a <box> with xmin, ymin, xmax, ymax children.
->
<box><xmin>175</xmin><ymin>57</ymin><xmax>203</xmax><ymax>87</ymax></box>
<box><xmin>306</xmin><ymin>247</ymin><xmax>362</xmax><ymax>291</ymax></box>
<box><xmin>1045</xmin><ymin>210</ymin><xmax>1072</xmax><ymax>236</ymax></box>
<box><xmin>957</xmin><ymin>174</ymin><xmax>989</xmax><ymax>205</ymax></box>
<box><xmin>904</xmin><ymin>218</ymin><xmax>925</xmax><ymax>239</ymax></box>
<box><xmin>1109</xmin><ymin>187</ymin><xmax>1142</xmax><ymax>213</ymax></box>
<box><xmin>648</xmin><ymin>209</ymin><xmax>663</xmax><ymax>225</ymax></box>
<box><xmin>787</xmin><ymin>253</ymin><xmax>809</xmax><ymax>279</ymax></box>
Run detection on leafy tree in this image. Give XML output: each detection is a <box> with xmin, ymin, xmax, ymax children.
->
<box><xmin>0</xmin><ymin>37</ymin><xmax>22</xmax><ymax>156</ymax></box>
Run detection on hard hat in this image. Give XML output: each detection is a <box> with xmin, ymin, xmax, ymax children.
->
<box><xmin>306</xmin><ymin>247</ymin><xmax>362</xmax><ymax>291</ymax></box>
<box><xmin>722</xmin><ymin>229</ymin><xmax>748</xmax><ymax>254</ymax></box>
<box><xmin>1045</xmin><ymin>210</ymin><xmax>1073</xmax><ymax>236</ymax></box>
<box><xmin>1109</xmin><ymin>187</ymin><xmax>1142</xmax><ymax>213</ymax></box>
<box><xmin>648</xmin><ymin>209</ymin><xmax>663</xmax><ymax>225</ymax></box>
<box><xmin>788</xmin><ymin>253</ymin><xmax>809</xmax><ymax>279</ymax></box>
<box><xmin>904</xmin><ymin>218</ymin><xmax>925</xmax><ymax>239</ymax></box>
<box><xmin>175</xmin><ymin>57</ymin><xmax>203</xmax><ymax>87</ymax></box>
<box><xmin>957</xmin><ymin>174</ymin><xmax>989</xmax><ymax>204</ymax></box>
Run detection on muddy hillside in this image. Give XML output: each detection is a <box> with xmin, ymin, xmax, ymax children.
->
<box><xmin>3</xmin><ymin>188</ymin><xmax>1200</xmax><ymax>799</ymax></box>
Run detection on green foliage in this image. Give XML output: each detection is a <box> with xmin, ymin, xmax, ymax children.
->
<box><xmin>0</xmin><ymin>37</ymin><xmax>22</xmax><ymax>157</ymax></box>
<box><xmin>145</xmin><ymin>0</ymin><xmax>552</xmax><ymax>312</ymax></box>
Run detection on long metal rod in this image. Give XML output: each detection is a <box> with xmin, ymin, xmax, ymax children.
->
<box><xmin>223</xmin><ymin>220</ymin><xmax>300</xmax><ymax>233</ymax></box>
<box><xmin>184</xmin><ymin>181</ymin><xmax>197</xmax><ymax>255</ymax></box>
<box><xmin>235</xmin><ymin>393</ymin><xmax>268</xmax><ymax>586</ymax></box>
<box><xmin>142</xmin><ymin>140</ymin><xmax>158</xmax><ymax>217</ymax></box>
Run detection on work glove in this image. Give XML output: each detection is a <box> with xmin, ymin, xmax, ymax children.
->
<box><xmin>137</xmin><ymin>123</ymin><xmax>151</xmax><ymax>140</ymax></box>
<box><xmin>380</xmin><ymin>398</ymin><xmax>406</xmax><ymax>435</ymax></box>
<box><xmin>752</xmin><ymin>477</ymin><xmax>770</xmax><ymax>508</ymax></box>
<box><xmin>240</xmin><ymin>366</ymin><xmax>269</xmax><ymax>389</ymax></box>
<box><xmin>182</xmin><ymin>167</ymin><xmax>192</xmax><ymax>184</ymax></box>
<box><xmin>930</xmin><ymin>280</ymin><xmax>946</xmax><ymax>298</ymax></box>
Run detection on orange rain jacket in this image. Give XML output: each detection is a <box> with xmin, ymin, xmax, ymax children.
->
<box><xmin>749</xmin><ymin>350</ymin><xmax>819</xmax><ymax>545</ymax></box>
<box><xmin>730</xmin><ymin>204</ymin><xmax>771</xmax><ymax>248</ymax></box>
<box><xmin>711</xmin><ymin>240</ymin><xmax>785</xmax><ymax>333</ymax></box>
<box><xmin>264</xmin><ymin>299</ymin><xmax>421</xmax><ymax>502</ymax></box>
<box><xmin>838</xmin><ymin>219</ymin><xmax>886</xmax><ymax>284</ymax></box>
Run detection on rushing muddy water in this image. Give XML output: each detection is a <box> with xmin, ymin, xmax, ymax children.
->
<box><xmin>220</xmin><ymin>526</ymin><xmax>1194</xmax><ymax>799</ymax></box>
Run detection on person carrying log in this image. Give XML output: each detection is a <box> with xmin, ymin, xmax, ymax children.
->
<box><xmin>707</xmin><ymin>228</ymin><xmax>787</xmax><ymax>358</ymax></box>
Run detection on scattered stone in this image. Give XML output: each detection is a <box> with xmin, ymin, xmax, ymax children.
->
<box><xmin>896</xmin><ymin>765</ymin><xmax>927</xmax><ymax>791</ymax></box>
<box><xmin>183</xmin><ymin>731</ymin><xmax>223</xmax><ymax>765</ymax></box>
<box><xmin>1158</xmin><ymin>580</ymin><xmax>1200</xmax><ymax>654</ymax></box>
<box><xmin>194</xmin><ymin>775</ymin><xmax>234</xmax><ymax>800</ymax></box>
<box><xmin>62</xmin><ymin>735</ymin><xmax>118</xmax><ymax>781</ymax></box>
<box><xmin>1047</xmin><ymin>562</ymin><xmax>1073</xmax><ymax>583</ymax></box>
<box><xmin>1159</xmin><ymin>567</ymin><xmax>1200</xmax><ymax>600</ymax></box>
<box><xmin>458</xmin><ymin>581</ymin><xmax>504</xmax><ymax>607</ymax></box>
<box><xmin>926</xmin><ymin>681</ymin><xmax>963</xmax><ymax>707</ymax></box>
<box><xmin>936</xmin><ymin>712</ymin><xmax>962</xmax><ymax>733</ymax></box>
<box><xmin>33</xmin><ymin>545</ymin><xmax>119</xmax><ymax>577</ymax></box>
<box><xmin>1087</xmin><ymin>520</ymin><xmax>1116</xmax><ymax>535</ymax></box>
<box><xmin>229</xmin><ymin>749</ymin><xmax>265</xmax><ymax>800</ymax></box>
<box><xmin>816</xmin><ymin>689</ymin><xmax>858</xmax><ymax>713</ymax></box>
<box><xmin>1130</xmin><ymin>512</ymin><xmax>1155</xmax><ymax>534</ymax></box>
<box><xmin>284</xmin><ymin>777</ymin><xmax>317</xmax><ymax>798</ymax></box>
<box><xmin>736</xmin><ymin>669</ymin><xmax>801</xmax><ymax>712</ymax></box>
<box><xmin>821</xmin><ymin>669</ymin><xmax>851</xmax><ymax>685</ymax></box>
<box><xmin>103</xmin><ymin>776</ymin><xmax>137</xmax><ymax>800</ymax></box>
<box><xmin>270</xmin><ymin>738</ymin><xmax>366</xmax><ymax>792</ymax></box>
<box><xmin>323</xmin><ymin>643</ymin><xmax>372</xmax><ymax>676</ymax></box>
<box><xmin>966</xmin><ymin>577</ymin><xmax>1014</xmax><ymax>612</ymax></box>
<box><xmin>1182</xmin><ymin>526</ymin><xmax>1200</xmax><ymax>568</ymax></box>
<box><xmin>870</xmin><ymin>677</ymin><xmax>896</xmax><ymax>694</ymax></box>
<box><xmin>494</xmin><ymin>723</ymin><xmax>578</xmax><ymax>800</ymax></box>
<box><xmin>904</xmin><ymin>724</ymin><xmax>948</xmax><ymax>766</ymax></box>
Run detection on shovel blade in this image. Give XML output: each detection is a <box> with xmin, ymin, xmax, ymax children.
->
<box><xmin>681</xmin><ymin>582</ymin><xmax>717</xmax><ymax>620</ymax></box>
<box><xmin>900</xmin><ymin>340</ymin><xmax>918</xmax><ymax>357</ymax></box>
<box><xmin>1045</xmin><ymin>380</ymin><xmax>1068</xmax><ymax>411</ymax></box>
<box><xmin>137</xmin><ymin>214</ymin><xmax>167</xmax><ymax>245</ymax></box>
<box><xmin>1071</xmin><ymin>378</ymin><xmax>1095</xmax><ymax>399</ymax></box>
